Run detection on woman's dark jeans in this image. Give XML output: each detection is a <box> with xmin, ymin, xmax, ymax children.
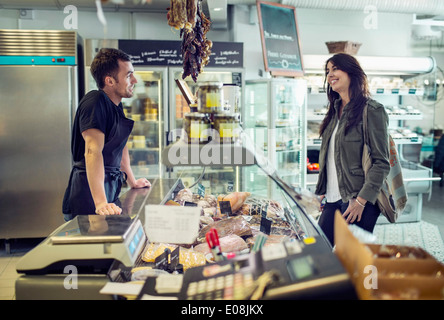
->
<box><xmin>318</xmin><ymin>199</ymin><xmax>380</xmax><ymax>246</ymax></box>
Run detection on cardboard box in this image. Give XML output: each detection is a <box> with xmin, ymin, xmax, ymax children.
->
<box><xmin>334</xmin><ymin>211</ymin><xmax>444</xmax><ymax>299</ymax></box>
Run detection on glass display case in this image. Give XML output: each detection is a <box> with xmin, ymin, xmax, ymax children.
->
<box><xmin>161</xmin><ymin>141</ymin><xmax>326</xmax><ymax>245</ymax></box>
<box><xmin>123</xmin><ymin>67</ymin><xmax>168</xmax><ymax>180</ymax></box>
<box><xmin>244</xmin><ymin>78</ymin><xmax>307</xmax><ymax>198</ymax></box>
<box><xmin>166</xmin><ymin>67</ymin><xmax>245</xmax><ymax>188</ymax></box>
<box><xmin>168</xmin><ymin>67</ymin><xmax>245</xmax><ymax>136</ymax></box>
<box><xmin>85</xmin><ymin>66</ymin><xmax>168</xmax><ymax>180</ymax></box>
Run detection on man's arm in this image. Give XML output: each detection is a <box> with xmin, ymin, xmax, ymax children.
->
<box><xmin>120</xmin><ymin>145</ymin><xmax>151</xmax><ymax>189</ymax></box>
<box><xmin>82</xmin><ymin>128</ymin><xmax>122</xmax><ymax>215</ymax></box>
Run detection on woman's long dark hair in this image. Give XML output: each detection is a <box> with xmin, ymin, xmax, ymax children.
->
<box><xmin>319</xmin><ymin>53</ymin><xmax>370</xmax><ymax>135</ymax></box>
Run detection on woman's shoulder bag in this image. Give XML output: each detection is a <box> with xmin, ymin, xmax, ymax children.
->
<box><xmin>362</xmin><ymin>105</ymin><xmax>408</xmax><ymax>223</ymax></box>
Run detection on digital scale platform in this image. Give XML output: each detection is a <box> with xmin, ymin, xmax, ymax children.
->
<box><xmin>16</xmin><ymin>214</ymin><xmax>146</xmax><ymax>275</ymax></box>
<box><xmin>14</xmin><ymin>214</ymin><xmax>147</xmax><ymax>300</ymax></box>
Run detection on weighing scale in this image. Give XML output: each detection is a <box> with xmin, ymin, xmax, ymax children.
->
<box><xmin>16</xmin><ymin>214</ymin><xmax>146</xmax><ymax>275</ymax></box>
<box><xmin>14</xmin><ymin>214</ymin><xmax>147</xmax><ymax>300</ymax></box>
<box><xmin>14</xmin><ymin>180</ymin><xmax>182</xmax><ymax>300</ymax></box>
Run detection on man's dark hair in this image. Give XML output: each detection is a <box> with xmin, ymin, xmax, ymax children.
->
<box><xmin>90</xmin><ymin>48</ymin><xmax>131</xmax><ymax>89</ymax></box>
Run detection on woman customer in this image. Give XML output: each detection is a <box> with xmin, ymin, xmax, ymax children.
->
<box><xmin>315</xmin><ymin>53</ymin><xmax>390</xmax><ymax>246</ymax></box>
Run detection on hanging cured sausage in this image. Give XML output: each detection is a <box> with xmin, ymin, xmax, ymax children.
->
<box><xmin>167</xmin><ymin>0</ymin><xmax>212</xmax><ymax>82</ymax></box>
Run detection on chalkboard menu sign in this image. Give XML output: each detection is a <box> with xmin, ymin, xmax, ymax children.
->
<box><xmin>257</xmin><ymin>1</ymin><xmax>304</xmax><ymax>76</ymax></box>
<box><xmin>118</xmin><ymin>40</ymin><xmax>243</xmax><ymax>68</ymax></box>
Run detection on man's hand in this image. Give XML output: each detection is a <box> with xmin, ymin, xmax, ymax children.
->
<box><xmin>130</xmin><ymin>178</ymin><xmax>151</xmax><ymax>189</ymax></box>
<box><xmin>95</xmin><ymin>202</ymin><xmax>122</xmax><ymax>215</ymax></box>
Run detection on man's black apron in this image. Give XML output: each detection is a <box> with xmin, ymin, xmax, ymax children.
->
<box><xmin>62</xmin><ymin>115</ymin><xmax>134</xmax><ymax>217</ymax></box>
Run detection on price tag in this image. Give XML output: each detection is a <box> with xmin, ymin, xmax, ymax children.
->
<box><xmin>219</xmin><ymin>201</ymin><xmax>232</xmax><ymax>216</ymax></box>
<box><xmin>169</xmin><ymin>246</ymin><xmax>180</xmax><ymax>270</ymax></box>
<box><xmin>197</xmin><ymin>183</ymin><xmax>205</xmax><ymax>197</ymax></box>
<box><xmin>260</xmin><ymin>216</ymin><xmax>272</xmax><ymax>235</ymax></box>
<box><xmin>145</xmin><ymin>205</ymin><xmax>201</xmax><ymax>244</ymax></box>
<box><xmin>155</xmin><ymin>248</ymin><xmax>170</xmax><ymax>271</ymax></box>
<box><xmin>260</xmin><ymin>204</ymin><xmax>269</xmax><ymax>218</ymax></box>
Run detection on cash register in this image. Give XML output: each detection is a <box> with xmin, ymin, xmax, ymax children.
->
<box><xmin>136</xmin><ymin>236</ymin><xmax>356</xmax><ymax>300</ymax></box>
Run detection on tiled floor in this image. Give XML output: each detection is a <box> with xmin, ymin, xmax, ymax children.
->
<box><xmin>0</xmin><ymin>238</ymin><xmax>44</xmax><ymax>300</ymax></box>
<box><xmin>1</xmin><ymin>182</ymin><xmax>443</xmax><ymax>300</ymax></box>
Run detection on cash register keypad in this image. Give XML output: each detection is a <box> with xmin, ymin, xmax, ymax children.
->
<box><xmin>186</xmin><ymin>272</ymin><xmax>254</xmax><ymax>300</ymax></box>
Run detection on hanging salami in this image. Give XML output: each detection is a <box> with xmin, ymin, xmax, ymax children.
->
<box><xmin>167</xmin><ymin>0</ymin><xmax>212</xmax><ymax>82</ymax></box>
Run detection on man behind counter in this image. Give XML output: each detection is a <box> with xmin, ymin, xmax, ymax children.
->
<box><xmin>62</xmin><ymin>48</ymin><xmax>151</xmax><ymax>221</ymax></box>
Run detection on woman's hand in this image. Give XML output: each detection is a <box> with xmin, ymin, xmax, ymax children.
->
<box><xmin>342</xmin><ymin>197</ymin><xmax>366</xmax><ymax>223</ymax></box>
<box><xmin>318</xmin><ymin>195</ymin><xmax>326</xmax><ymax>211</ymax></box>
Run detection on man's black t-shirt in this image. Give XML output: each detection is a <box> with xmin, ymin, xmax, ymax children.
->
<box><xmin>71</xmin><ymin>90</ymin><xmax>129</xmax><ymax>167</ymax></box>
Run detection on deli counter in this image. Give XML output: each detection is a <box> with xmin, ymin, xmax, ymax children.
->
<box><xmin>15</xmin><ymin>142</ymin><xmax>356</xmax><ymax>300</ymax></box>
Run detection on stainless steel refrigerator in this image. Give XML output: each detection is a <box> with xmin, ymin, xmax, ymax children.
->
<box><xmin>0</xmin><ymin>30</ymin><xmax>82</xmax><ymax>241</ymax></box>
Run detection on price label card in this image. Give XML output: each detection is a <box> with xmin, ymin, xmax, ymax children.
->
<box><xmin>169</xmin><ymin>246</ymin><xmax>180</xmax><ymax>270</ymax></box>
<box><xmin>155</xmin><ymin>274</ymin><xmax>184</xmax><ymax>294</ymax></box>
<box><xmin>219</xmin><ymin>201</ymin><xmax>232</xmax><ymax>216</ymax></box>
<box><xmin>260</xmin><ymin>216</ymin><xmax>272</xmax><ymax>235</ymax></box>
<box><xmin>197</xmin><ymin>183</ymin><xmax>205</xmax><ymax>197</ymax></box>
<box><xmin>260</xmin><ymin>204</ymin><xmax>269</xmax><ymax>218</ymax></box>
<box><xmin>144</xmin><ymin>205</ymin><xmax>201</xmax><ymax>244</ymax></box>
<box><xmin>155</xmin><ymin>248</ymin><xmax>170</xmax><ymax>271</ymax></box>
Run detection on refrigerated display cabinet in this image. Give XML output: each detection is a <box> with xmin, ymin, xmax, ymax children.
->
<box><xmin>157</xmin><ymin>141</ymin><xmax>354</xmax><ymax>299</ymax></box>
<box><xmin>123</xmin><ymin>68</ymin><xmax>168</xmax><ymax>180</ymax></box>
<box><xmin>166</xmin><ymin>67</ymin><xmax>245</xmax><ymax>189</ymax></box>
<box><xmin>244</xmin><ymin>78</ymin><xmax>307</xmax><ymax>199</ymax></box>
<box><xmin>168</xmin><ymin>67</ymin><xmax>245</xmax><ymax>136</ymax></box>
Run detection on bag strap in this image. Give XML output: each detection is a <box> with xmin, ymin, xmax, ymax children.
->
<box><xmin>362</xmin><ymin>104</ymin><xmax>370</xmax><ymax>149</ymax></box>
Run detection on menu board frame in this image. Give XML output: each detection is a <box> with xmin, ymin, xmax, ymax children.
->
<box><xmin>257</xmin><ymin>1</ymin><xmax>304</xmax><ymax>77</ymax></box>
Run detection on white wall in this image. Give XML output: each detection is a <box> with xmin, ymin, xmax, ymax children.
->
<box><xmin>0</xmin><ymin>5</ymin><xmax>443</xmax><ymax>130</ymax></box>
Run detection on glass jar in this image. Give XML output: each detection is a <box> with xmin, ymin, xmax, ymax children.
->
<box><xmin>222</xmin><ymin>84</ymin><xmax>240</xmax><ymax>114</ymax></box>
<box><xmin>213</xmin><ymin>113</ymin><xmax>240</xmax><ymax>143</ymax></box>
<box><xmin>183</xmin><ymin>113</ymin><xmax>210</xmax><ymax>144</ymax></box>
<box><xmin>197</xmin><ymin>82</ymin><xmax>223</xmax><ymax>113</ymax></box>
